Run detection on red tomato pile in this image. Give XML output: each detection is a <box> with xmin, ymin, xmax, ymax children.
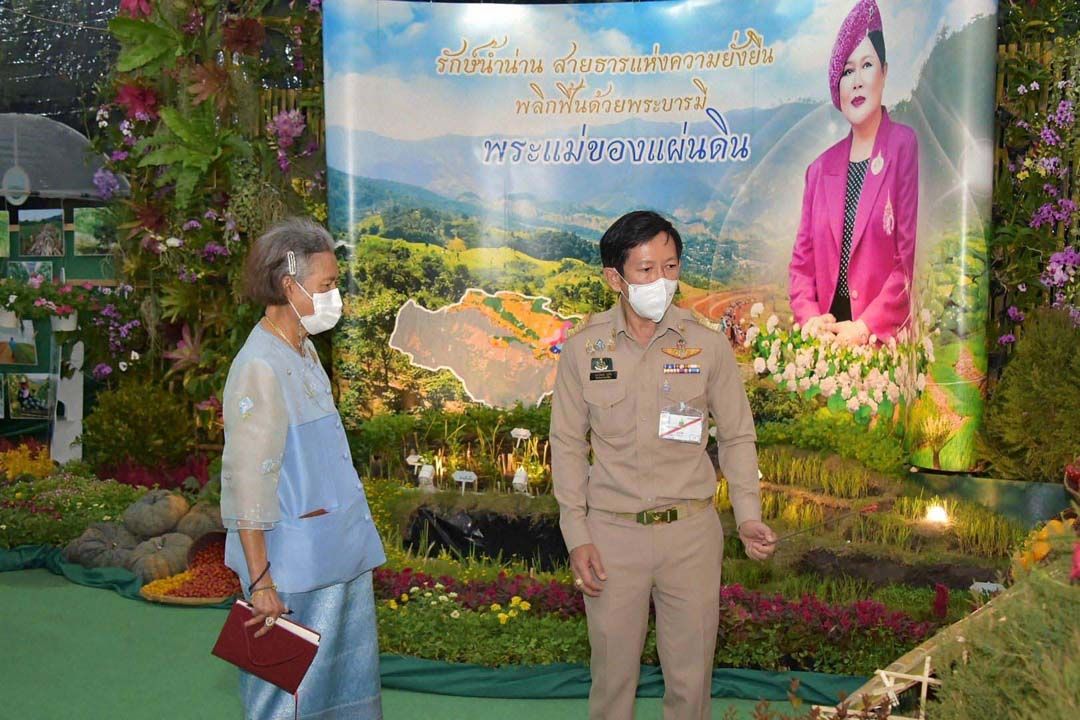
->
<box><xmin>167</xmin><ymin>539</ymin><xmax>241</xmax><ymax>598</ymax></box>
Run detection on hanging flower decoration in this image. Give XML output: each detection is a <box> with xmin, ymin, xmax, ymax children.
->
<box><xmin>163</xmin><ymin>324</ymin><xmax>205</xmax><ymax>375</ymax></box>
<box><xmin>131</xmin><ymin>203</ymin><xmax>167</xmax><ymax>236</ymax></box>
<box><xmin>181</xmin><ymin>8</ymin><xmax>205</xmax><ymax>35</ymax></box>
<box><xmin>115</xmin><ymin>83</ymin><xmax>160</xmax><ymax>122</ymax></box>
<box><xmin>267</xmin><ymin>110</ymin><xmax>306</xmax><ymax>150</ymax></box>
<box><xmin>223</xmin><ymin>17</ymin><xmax>267</xmax><ymax>56</ymax></box>
<box><xmin>119</xmin><ymin>0</ymin><xmax>153</xmax><ymax>19</ymax></box>
<box><xmin>187</xmin><ymin>62</ymin><xmax>232</xmax><ymax>113</ymax></box>
<box><xmin>93</xmin><ymin>168</ymin><xmax>122</xmax><ymax>201</ymax></box>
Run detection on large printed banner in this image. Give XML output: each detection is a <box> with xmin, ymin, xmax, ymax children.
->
<box><xmin>324</xmin><ymin>0</ymin><xmax>998</xmax><ymax>471</ymax></box>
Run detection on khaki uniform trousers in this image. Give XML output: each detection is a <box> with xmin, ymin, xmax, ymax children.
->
<box><xmin>583</xmin><ymin>505</ymin><xmax>724</xmax><ymax>720</ymax></box>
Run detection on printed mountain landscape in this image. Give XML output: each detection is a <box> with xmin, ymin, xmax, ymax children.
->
<box><xmin>329</xmin><ymin>17</ymin><xmax>994</xmax><ymax>286</ymax></box>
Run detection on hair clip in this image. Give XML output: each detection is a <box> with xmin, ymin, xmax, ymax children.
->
<box><xmin>286</xmin><ymin>251</ymin><xmax>297</xmax><ymax>276</ymax></box>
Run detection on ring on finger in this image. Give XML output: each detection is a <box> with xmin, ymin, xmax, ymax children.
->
<box><xmin>264</xmin><ymin>616</ymin><xmax>276</xmax><ymax>627</ymax></box>
<box><xmin>574</xmin><ymin>577</ymin><xmax>584</xmax><ymax>587</ymax></box>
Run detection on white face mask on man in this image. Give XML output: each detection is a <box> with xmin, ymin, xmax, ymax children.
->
<box><xmin>290</xmin><ymin>283</ymin><xmax>343</xmax><ymax>334</ymax></box>
<box><xmin>619</xmin><ymin>273</ymin><xmax>678</xmax><ymax>323</ymax></box>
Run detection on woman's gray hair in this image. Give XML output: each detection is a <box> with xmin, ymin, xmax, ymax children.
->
<box><xmin>243</xmin><ymin>217</ymin><xmax>335</xmax><ymax>305</ymax></box>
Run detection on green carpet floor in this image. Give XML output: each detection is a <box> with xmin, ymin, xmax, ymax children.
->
<box><xmin>0</xmin><ymin>570</ymin><xmax>774</xmax><ymax>719</ymax></box>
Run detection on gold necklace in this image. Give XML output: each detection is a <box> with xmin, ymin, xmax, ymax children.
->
<box><xmin>263</xmin><ymin>314</ymin><xmax>304</xmax><ymax>355</ymax></box>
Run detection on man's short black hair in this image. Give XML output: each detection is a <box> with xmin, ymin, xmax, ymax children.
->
<box><xmin>599</xmin><ymin>210</ymin><xmax>683</xmax><ymax>275</ymax></box>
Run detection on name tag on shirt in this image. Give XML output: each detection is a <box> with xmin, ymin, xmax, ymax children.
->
<box><xmin>658</xmin><ymin>403</ymin><xmax>704</xmax><ymax>443</ymax></box>
<box><xmin>589</xmin><ymin>371</ymin><xmax>618</xmax><ymax>381</ymax></box>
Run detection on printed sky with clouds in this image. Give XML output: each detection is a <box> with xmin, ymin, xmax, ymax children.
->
<box><xmin>324</xmin><ymin>0</ymin><xmax>996</xmax><ymax>141</ymax></box>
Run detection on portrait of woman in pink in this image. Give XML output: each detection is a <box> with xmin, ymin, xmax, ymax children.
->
<box><xmin>788</xmin><ymin>0</ymin><xmax>918</xmax><ymax>344</ymax></box>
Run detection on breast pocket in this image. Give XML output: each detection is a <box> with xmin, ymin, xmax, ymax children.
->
<box><xmin>583</xmin><ymin>383</ymin><xmax>635</xmax><ymax>440</ymax></box>
<box><xmin>663</xmin><ymin>375</ymin><xmax>709</xmax><ymax>445</ymax></box>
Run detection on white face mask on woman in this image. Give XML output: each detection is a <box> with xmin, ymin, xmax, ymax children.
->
<box><xmin>290</xmin><ymin>284</ymin><xmax>343</xmax><ymax>334</ymax></box>
<box><xmin>620</xmin><ymin>274</ymin><xmax>678</xmax><ymax>323</ymax></box>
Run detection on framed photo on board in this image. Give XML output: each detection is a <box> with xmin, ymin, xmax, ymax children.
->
<box><xmin>7</xmin><ymin>373</ymin><xmax>53</xmax><ymax>420</ymax></box>
<box><xmin>0</xmin><ymin>210</ymin><xmax>10</xmax><ymax>258</ymax></box>
<box><xmin>73</xmin><ymin>206</ymin><xmax>120</xmax><ymax>256</ymax></box>
<box><xmin>18</xmin><ymin>208</ymin><xmax>65</xmax><ymax>257</ymax></box>
<box><xmin>6</xmin><ymin>260</ymin><xmax>53</xmax><ymax>283</ymax></box>
<box><xmin>0</xmin><ymin>320</ymin><xmax>38</xmax><ymax>366</ymax></box>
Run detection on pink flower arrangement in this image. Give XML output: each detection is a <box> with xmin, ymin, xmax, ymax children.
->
<box><xmin>119</xmin><ymin>0</ymin><xmax>152</xmax><ymax>19</ymax></box>
<box><xmin>33</xmin><ymin>298</ymin><xmax>76</xmax><ymax>317</ymax></box>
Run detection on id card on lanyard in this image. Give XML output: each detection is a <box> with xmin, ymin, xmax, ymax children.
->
<box><xmin>658</xmin><ymin>401</ymin><xmax>704</xmax><ymax>443</ymax></box>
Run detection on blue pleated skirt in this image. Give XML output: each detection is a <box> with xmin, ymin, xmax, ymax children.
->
<box><xmin>239</xmin><ymin>571</ymin><xmax>381</xmax><ymax>719</ymax></box>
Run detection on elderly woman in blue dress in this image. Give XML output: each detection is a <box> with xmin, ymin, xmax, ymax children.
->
<box><xmin>220</xmin><ymin>217</ymin><xmax>385</xmax><ymax>719</ymax></box>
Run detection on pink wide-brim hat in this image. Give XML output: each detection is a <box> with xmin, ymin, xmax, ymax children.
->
<box><xmin>828</xmin><ymin>0</ymin><xmax>884</xmax><ymax>110</ymax></box>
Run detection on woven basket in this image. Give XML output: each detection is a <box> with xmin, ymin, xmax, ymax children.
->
<box><xmin>139</xmin><ymin>587</ymin><xmax>234</xmax><ymax>606</ymax></box>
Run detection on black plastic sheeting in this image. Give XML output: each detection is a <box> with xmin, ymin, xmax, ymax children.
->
<box><xmin>0</xmin><ymin>1</ymin><xmax>119</xmax><ymax>132</ymax></box>
<box><xmin>405</xmin><ymin>506</ymin><xmax>569</xmax><ymax>571</ymax></box>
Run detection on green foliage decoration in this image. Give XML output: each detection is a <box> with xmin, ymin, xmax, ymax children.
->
<box><xmin>756</xmin><ymin>409</ymin><xmax>908</xmax><ymax>476</ymax></box>
<box><xmin>78</xmin><ymin>379</ymin><xmax>196</xmax><ymax>471</ymax></box>
<box><xmin>980</xmin><ymin>308</ymin><xmax>1080</xmax><ymax>482</ymax></box>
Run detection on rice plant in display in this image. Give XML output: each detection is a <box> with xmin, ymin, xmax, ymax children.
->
<box><xmin>758</xmin><ymin>447</ymin><xmax>874</xmax><ymax>499</ymax></box>
<box><xmin>847</xmin><ymin>512</ymin><xmax>917</xmax><ymax>550</ymax></box>
<box><xmin>893</xmin><ymin>493</ymin><xmax>1026</xmax><ymax>558</ymax></box>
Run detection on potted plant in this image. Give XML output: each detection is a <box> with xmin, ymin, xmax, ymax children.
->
<box><xmin>0</xmin><ymin>280</ymin><xmax>51</xmax><ymax>323</ymax></box>
<box><xmin>49</xmin><ymin>303</ymin><xmax>79</xmax><ymax>332</ymax></box>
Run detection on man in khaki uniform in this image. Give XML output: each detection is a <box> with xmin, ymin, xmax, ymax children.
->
<box><xmin>551</xmin><ymin>210</ymin><xmax>776</xmax><ymax>720</ymax></box>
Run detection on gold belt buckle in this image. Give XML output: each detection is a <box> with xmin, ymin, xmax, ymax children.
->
<box><xmin>640</xmin><ymin>508</ymin><xmax>677</xmax><ymax>525</ymax></box>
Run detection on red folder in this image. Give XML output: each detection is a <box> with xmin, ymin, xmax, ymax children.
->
<box><xmin>212</xmin><ymin>600</ymin><xmax>321</xmax><ymax>695</ymax></box>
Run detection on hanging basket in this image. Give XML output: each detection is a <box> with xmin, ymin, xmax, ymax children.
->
<box><xmin>0</xmin><ymin>309</ymin><xmax>17</xmax><ymax>326</ymax></box>
<box><xmin>50</xmin><ymin>311</ymin><xmax>78</xmax><ymax>333</ymax></box>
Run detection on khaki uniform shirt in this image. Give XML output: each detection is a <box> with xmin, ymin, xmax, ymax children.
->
<box><xmin>551</xmin><ymin>302</ymin><xmax>762</xmax><ymax>551</ymax></box>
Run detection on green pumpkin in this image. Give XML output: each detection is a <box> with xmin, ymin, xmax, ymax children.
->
<box><xmin>63</xmin><ymin>522</ymin><xmax>139</xmax><ymax>569</ymax></box>
<box><xmin>123</xmin><ymin>489</ymin><xmax>190</xmax><ymax>538</ymax></box>
<box><xmin>129</xmin><ymin>532</ymin><xmax>193</xmax><ymax>582</ymax></box>
<box><xmin>176</xmin><ymin>502</ymin><xmax>224</xmax><ymax>541</ymax></box>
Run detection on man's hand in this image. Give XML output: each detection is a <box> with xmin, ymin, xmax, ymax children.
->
<box><xmin>738</xmin><ymin>520</ymin><xmax>778</xmax><ymax>561</ymax></box>
<box><xmin>569</xmin><ymin>543</ymin><xmax>608</xmax><ymax>597</ymax></box>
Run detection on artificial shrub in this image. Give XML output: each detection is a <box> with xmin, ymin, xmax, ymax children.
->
<box><xmin>79</xmin><ymin>379</ymin><xmax>196</xmax><ymax>472</ymax></box>
<box><xmin>980</xmin><ymin>308</ymin><xmax>1080</xmax><ymax>482</ymax></box>
<box><xmin>928</xmin><ymin>544</ymin><xmax>1079</xmax><ymax>720</ymax></box>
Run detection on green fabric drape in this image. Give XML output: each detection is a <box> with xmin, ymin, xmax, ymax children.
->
<box><xmin>2</xmin><ymin>545</ymin><xmax>866</xmax><ymax>705</ymax></box>
<box><xmin>0</xmin><ymin>544</ymin><xmax>235</xmax><ymax>607</ymax></box>
<box><xmin>379</xmin><ymin>655</ymin><xmax>865</xmax><ymax>705</ymax></box>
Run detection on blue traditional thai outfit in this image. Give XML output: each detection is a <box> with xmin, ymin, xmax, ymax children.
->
<box><xmin>220</xmin><ymin>324</ymin><xmax>385</xmax><ymax>719</ymax></box>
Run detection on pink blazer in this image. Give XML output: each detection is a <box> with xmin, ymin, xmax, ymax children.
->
<box><xmin>788</xmin><ymin>108</ymin><xmax>918</xmax><ymax>340</ymax></box>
